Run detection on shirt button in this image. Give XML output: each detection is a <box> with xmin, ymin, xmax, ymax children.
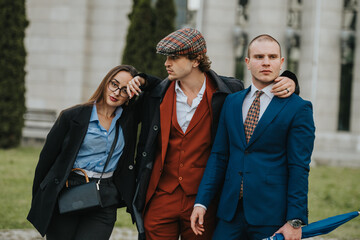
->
<box><xmin>179</xmin><ymin>177</ymin><xmax>183</xmax><ymax>181</ymax></box>
<box><xmin>104</xmin><ymin>132</ymin><xmax>107</xmax><ymax>135</ymax></box>
<box><xmin>180</xmin><ymin>163</ymin><xmax>184</xmax><ymax>167</ymax></box>
<box><xmin>128</xmin><ymin>165</ymin><xmax>134</xmax><ymax>170</ymax></box>
<box><xmin>153</xmin><ymin>125</ymin><xmax>158</xmax><ymax>131</ymax></box>
<box><xmin>142</xmin><ymin>152</ymin><xmax>147</xmax><ymax>157</ymax></box>
<box><xmin>54</xmin><ymin>178</ymin><xmax>60</xmax><ymax>184</ymax></box>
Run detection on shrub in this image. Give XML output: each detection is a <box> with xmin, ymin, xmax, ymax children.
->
<box><xmin>0</xmin><ymin>0</ymin><xmax>28</xmax><ymax>148</ymax></box>
<box><xmin>122</xmin><ymin>0</ymin><xmax>175</xmax><ymax>78</ymax></box>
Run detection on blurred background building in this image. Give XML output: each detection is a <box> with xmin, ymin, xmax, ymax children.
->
<box><xmin>24</xmin><ymin>0</ymin><xmax>359</xmax><ymax>166</ymax></box>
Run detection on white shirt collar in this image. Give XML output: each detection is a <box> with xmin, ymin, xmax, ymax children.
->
<box><xmin>250</xmin><ymin>83</ymin><xmax>274</xmax><ymax>99</ymax></box>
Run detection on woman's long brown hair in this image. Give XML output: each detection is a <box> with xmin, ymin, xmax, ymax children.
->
<box><xmin>85</xmin><ymin>65</ymin><xmax>138</xmax><ymax>105</ymax></box>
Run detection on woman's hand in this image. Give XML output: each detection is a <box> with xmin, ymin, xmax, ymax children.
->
<box><xmin>127</xmin><ymin>76</ymin><xmax>145</xmax><ymax>99</ymax></box>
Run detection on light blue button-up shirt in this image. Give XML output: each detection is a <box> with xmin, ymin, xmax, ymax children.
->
<box><xmin>73</xmin><ymin>104</ymin><xmax>125</xmax><ymax>175</ymax></box>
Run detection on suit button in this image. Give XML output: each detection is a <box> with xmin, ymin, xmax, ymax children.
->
<box><xmin>244</xmin><ymin>150</ymin><xmax>249</xmax><ymax>154</ymax></box>
<box><xmin>153</xmin><ymin>125</ymin><xmax>158</xmax><ymax>131</ymax></box>
<box><xmin>128</xmin><ymin>165</ymin><xmax>134</xmax><ymax>170</ymax></box>
<box><xmin>160</xmin><ymin>168</ymin><xmax>162</xmax><ymax>173</ymax></box>
<box><xmin>142</xmin><ymin>152</ymin><xmax>147</xmax><ymax>157</ymax></box>
<box><xmin>179</xmin><ymin>177</ymin><xmax>183</xmax><ymax>181</ymax></box>
<box><xmin>54</xmin><ymin>178</ymin><xmax>60</xmax><ymax>184</ymax></box>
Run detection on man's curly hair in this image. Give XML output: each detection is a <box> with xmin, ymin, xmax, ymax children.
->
<box><xmin>187</xmin><ymin>53</ymin><xmax>212</xmax><ymax>72</ymax></box>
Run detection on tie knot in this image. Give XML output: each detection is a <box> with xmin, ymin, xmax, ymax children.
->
<box><xmin>256</xmin><ymin>90</ymin><xmax>264</xmax><ymax>98</ymax></box>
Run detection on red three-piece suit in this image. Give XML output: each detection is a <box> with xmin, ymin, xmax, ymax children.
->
<box><xmin>144</xmin><ymin>77</ymin><xmax>217</xmax><ymax>239</ymax></box>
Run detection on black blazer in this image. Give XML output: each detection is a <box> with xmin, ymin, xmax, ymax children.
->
<box><xmin>27</xmin><ymin>76</ymin><xmax>161</xmax><ymax>236</ymax></box>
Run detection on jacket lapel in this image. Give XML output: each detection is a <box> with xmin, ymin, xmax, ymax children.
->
<box><xmin>247</xmin><ymin>96</ymin><xmax>290</xmax><ymax>146</ymax></box>
<box><xmin>63</xmin><ymin>105</ymin><xmax>92</xmax><ymax>170</ymax></box>
<box><xmin>184</xmin><ymin>77</ymin><xmax>215</xmax><ymax>135</ymax></box>
<box><xmin>234</xmin><ymin>87</ymin><xmax>251</xmax><ymax>148</ymax></box>
<box><xmin>159</xmin><ymin>81</ymin><xmax>175</xmax><ymax>165</ymax></box>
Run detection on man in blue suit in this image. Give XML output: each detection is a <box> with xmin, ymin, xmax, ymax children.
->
<box><xmin>190</xmin><ymin>34</ymin><xmax>315</xmax><ymax>240</ymax></box>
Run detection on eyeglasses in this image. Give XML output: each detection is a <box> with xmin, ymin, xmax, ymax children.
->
<box><xmin>108</xmin><ymin>80</ymin><xmax>129</xmax><ymax>98</ymax></box>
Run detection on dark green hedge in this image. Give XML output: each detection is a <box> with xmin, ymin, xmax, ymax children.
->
<box><xmin>122</xmin><ymin>0</ymin><xmax>175</xmax><ymax>79</ymax></box>
<box><xmin>0</xmin><ymin>0</ymin><xmax>28</xmax><ymax>148</ymax></box>
<box><xmin>151</xmin><ymin>0</ymin><xmax>176</xmax><ymax>78</ymax></box>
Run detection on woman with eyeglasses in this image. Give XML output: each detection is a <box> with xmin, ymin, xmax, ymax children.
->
<box><xmin>27</xmin><ymin>65</ymin><xmax>161</xmax><ymax>240</ymax></box>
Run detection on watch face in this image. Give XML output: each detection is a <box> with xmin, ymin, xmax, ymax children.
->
<box><xmin>293</xmin><ymin>221</ymin><xmax>301</xmax><ymax>228</ymax></box>
<box><xmin>288</xmin><ymin>219</ymin><xmax>302</xmax><ymax>228</ymax></box>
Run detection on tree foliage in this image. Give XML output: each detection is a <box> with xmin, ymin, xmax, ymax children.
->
<box><xmin>122</xmin><ymin>0</ymin><xmax>175</xmax><ymax>78</ymax></box>
<box><xmin>122</xmin><ymin>0</ymin><xmax>156</xmax><ymax>74</ymax></box>
<box><xmin>152</xmin><ymin>0</ymin><xmax>176</xmax><ymax>78</ymax></box>
<box><xmin>0</xmin><ymin>0</ymin><xmax>28</xmax><ymax>148</ymax></box>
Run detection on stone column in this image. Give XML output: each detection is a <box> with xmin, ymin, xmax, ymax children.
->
<box><xmin>200</xmin><ymin>0</ymin><xmax>238</xmax><ymax>76</ymax></box>
<box><xmin>350</xmin><ymin>3</ymin><xmax>360</xmax><ymax>133</ymax></box>
<box><xmin>298</xmin><ymin>0</ymin><xmax>343</xmax><ymax>131</ymax></box>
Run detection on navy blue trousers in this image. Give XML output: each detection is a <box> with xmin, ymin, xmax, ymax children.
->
<box><xmin>212</xmin><ymin>201</ymin><xmax>281</xmax><ymax>240</ymax></box>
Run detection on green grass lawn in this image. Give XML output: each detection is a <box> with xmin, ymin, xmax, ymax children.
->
<box><xmin>0</xmin><ymin>147</ymin><xmax>359</xmax><ymax>239</ymax></box>
<box><xmin>308</xmin><ymin>166</ymin><xmax>360</xmax><ymax>239</ymax></box>
<box><xmin>0</xmin><ymin>147</ymin><xmax>135</xmax><ymax>230</ymax></box>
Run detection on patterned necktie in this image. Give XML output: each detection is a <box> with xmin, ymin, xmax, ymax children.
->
<box><xmin>244</xmin><ymin>90</ymin><xmax>264</xmax><ymax>143</ymax></box>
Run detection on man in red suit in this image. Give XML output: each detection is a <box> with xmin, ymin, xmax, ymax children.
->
<box><xmin>132</xmin><ymin>28</ymin><xmax>298</xmax><ymax>240</ymax></box>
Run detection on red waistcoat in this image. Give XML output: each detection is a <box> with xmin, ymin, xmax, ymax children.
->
<box><xmin>145</xmin><ymin>76</ymin><xmax>217</xmax><ymax>206</ymax></box>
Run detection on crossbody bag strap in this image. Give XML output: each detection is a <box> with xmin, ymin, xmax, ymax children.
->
<box><xmin>97</xmin><ymin>120</ymin><xmax>120</xmax><ymax>185</ymax></box>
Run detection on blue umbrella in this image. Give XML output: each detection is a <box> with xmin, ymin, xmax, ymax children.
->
<box><xmin>263</xmin><ymin>211</ymin><xmax>359</xmax><ymax>240</ymax></box>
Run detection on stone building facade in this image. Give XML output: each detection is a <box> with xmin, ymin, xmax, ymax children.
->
<box><xmin>24</xmin><ymin>0</ymin><xmax>359</xmax><ymax>166</ymax></box>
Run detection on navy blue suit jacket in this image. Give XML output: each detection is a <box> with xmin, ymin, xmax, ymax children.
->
<box><xmin>195</xmin><ymin>86</ymin><xmax>315</xmax><ymax>226</ymax></box>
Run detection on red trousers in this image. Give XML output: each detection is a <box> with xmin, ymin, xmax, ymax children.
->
<box><xmin>144</xmin><ymin>186</ymin><xmax>216</xmax><ymax>240</ymax></box>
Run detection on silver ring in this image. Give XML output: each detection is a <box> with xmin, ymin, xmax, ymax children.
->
<box><xmin>286</xmin><ymin>88</ymin><xmax>289</xmax><ymax>93</ymax></box>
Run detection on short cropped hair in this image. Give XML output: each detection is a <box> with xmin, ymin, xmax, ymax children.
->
<box><xmin>247</xmin><ymin>34</ymin><xmax>282</xmax><ymax>57</ymax></box>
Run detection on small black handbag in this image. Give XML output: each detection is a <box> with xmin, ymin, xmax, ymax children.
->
<box><xmin>58</xmin><ymin>123</ymin><xmax>119</xmax><ymax>214</ymax></box>
<box><xmin>58</xmin><ymin>168</ymin><xmax>102</xmax><ymax>214</ymax></box>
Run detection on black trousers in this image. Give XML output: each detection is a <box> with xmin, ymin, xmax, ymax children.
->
<box><xmin>47</xmin><ymin>173</ymin><xmax>122</xmax><ymax>240</ymax></box>
<box><xmin>46</xmin><ymin>205</ymin><xmax>117</xmax><ymax>240</ymax></box>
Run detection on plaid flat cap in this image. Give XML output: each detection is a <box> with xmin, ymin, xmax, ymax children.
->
<box><xmin>156</xmin><ymin>28</ymin><xmax>207</xmax><ymax>56</ymax></box>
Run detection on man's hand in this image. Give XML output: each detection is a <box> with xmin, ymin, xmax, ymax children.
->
<box><xmin>190</xmin><ymin>206</ymin><xmax>207</xmax><ymax>235</ymax></box>
<box><xmin>127</xmin><ymin>76</ymin><xmax>145</xmax><ymax>99</ymax></box>
<box><xmin>271</xmin><ymin>76</ymin><xmax>296</xmax><ymax>98</ymax></box>
<box><xmin>273</xmin><ymin>222</ymin><xmax>302</xmax><ymax>240</ymax></box>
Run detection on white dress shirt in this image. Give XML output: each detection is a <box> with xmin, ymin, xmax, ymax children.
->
<box><xmin>175</xmin><ymin>78</ymin><xmax>206</xmax><ymax>133</ymax></box>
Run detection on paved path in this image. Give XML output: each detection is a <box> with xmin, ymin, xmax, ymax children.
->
<box><xmin>0</xmin><ymin>228</ymin><xmax>138</xmax><ymax>240</ymax></box>
<box><xmin>0</xmin><ymin>228</ymin><xmax>341</xmax><ymax>240</ymax></box>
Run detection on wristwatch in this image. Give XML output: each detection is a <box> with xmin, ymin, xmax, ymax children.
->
<box><xmin>287</xmin><ymin>219</ymin><xmax>302</xmax><ymax>229</ymax></box>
